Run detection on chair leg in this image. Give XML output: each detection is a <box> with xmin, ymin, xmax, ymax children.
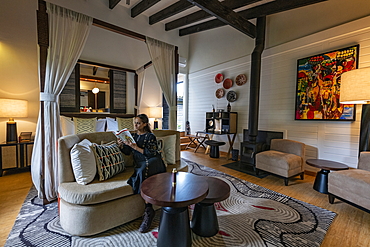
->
<box><xmin>194</xmin><ymin>139</ymin><xmax>200</xmax><ymax>153</ymax></box>
<box><xmin>255</xmin><ymin>168</ymin><xmax>260</xmax><ymax>176</ymax></box>
<box><xmin>185</xmin><ymin>137</ymin><xmax>196</xmax><ymax>150</ymax></box>
<box><xmin>328</xmin><ymin>194</ymin><xmax>335</xmax><ymax>204</ymax></box>
<box><xmin>300</xmin><ymin>172</ymin><xmax>304</xmax><ymax>180</ymax></box>
<box><xmin>284</xmin><ymin>178</ymin><xmax>289</xmax><ymax>186</ymax></box>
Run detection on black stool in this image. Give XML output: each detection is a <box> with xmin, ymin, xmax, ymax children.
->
<box><xmin>205</xmin><ymin>140</ymin><xmax>226</xmax><ymax>158</ymax></box>
<box><xmin>191</xmin><ymin>177</ymin><xmax>230</xmax><ymax>237</ymax></box>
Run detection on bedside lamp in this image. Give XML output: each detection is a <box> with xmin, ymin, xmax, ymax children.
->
<box><xmin>0</xmin><ymin>99</ymin><xmax>28</xmax><ymax>143</ymax></box>
<box><xmin>340</xmin><ymin>67</ymin><xmax>370</xmax><ymax>154</ymax></box>
<box><xmin>150</xmin><ymin>107</ymin><xmax>163</xmax><ymax>130</ymax></box>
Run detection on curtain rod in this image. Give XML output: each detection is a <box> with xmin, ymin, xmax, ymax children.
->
<box><xmin>92</xmin><ymin>19</ymin><xmax>146</xmax><ymax>42</ymax></box>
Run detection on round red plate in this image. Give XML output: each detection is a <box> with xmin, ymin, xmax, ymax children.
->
<box><xmin>215</xmin><ymin>73</ymin><xmax>224</xmax><ymax>83</ymax></box>
<box><xmin>223</xmin><ymin>78</ymin><xmax>233</xmax><ymax>89</ymax></box>
<box><xmin>235</xmin><ymin>74</ymin><xmax>247</xmax><ymax>86</ymax></box>
<box><xmin>215</xmin><ymin>88</ymin><xmax>225</xmax><ymax>99</ymax></box>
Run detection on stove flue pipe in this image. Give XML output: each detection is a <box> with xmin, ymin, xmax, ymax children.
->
<box><xmin>248</xmin><ymin>16</ymin><xmax>266</xmax><ymax>143</ymax></box>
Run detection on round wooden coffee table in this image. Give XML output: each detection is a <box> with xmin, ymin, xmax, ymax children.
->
<box><xmin>190</xmin><ymin>177</ymin><xmax>230</xmax><ymax>237</ymax></box>
<box><xmin>141</xmin><ymin>172</ymin><xmax>208</xmax><ymax>247</ymax></box>
<box><xmin>306</xmin><ymin>159</ymin><xmax>349</xmax><ymax>194</ymax></box>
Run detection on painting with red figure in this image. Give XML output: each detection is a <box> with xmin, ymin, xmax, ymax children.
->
<box><xmin>295</xmin><ymin>44</ymin><xmax>358</xmax><ymax>121</ymax></box>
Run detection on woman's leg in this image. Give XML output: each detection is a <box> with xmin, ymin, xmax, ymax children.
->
<box><xmin>139</xmin><ymin>202</ymin><xmax>155</xmax><ymax>233</ymax></box>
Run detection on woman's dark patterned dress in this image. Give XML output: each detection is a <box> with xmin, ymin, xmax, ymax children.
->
<box><xmin>120</xmin><ymin>132</ymin><xmax>166</xmax><ymax>194</ymax></box>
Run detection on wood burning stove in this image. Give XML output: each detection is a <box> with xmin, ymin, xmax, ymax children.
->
<box><xmin>240</xmin><ymin>129</ymin><xmax>283</xmax><ymax>168</ymax></box>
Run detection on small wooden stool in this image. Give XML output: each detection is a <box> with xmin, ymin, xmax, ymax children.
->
<box><xmin>191</xmin><ymin>177</ymin><xmax>230</xmax><ymax>237</ymax></box>
<box><xmin>205</xmin><ymin>140</ymin><xmax>226</xmax><ymax>158</ymax></box>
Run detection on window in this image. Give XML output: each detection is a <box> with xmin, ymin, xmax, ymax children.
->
<box><xmin>177</xmin><ymin>74</ymin><xmax>185</xmax><ymax>131</ymax></box>
<box><xmin>162</xmin><ymin>73</ymin><xmax>186</xmax><ymax>130</ymax></box>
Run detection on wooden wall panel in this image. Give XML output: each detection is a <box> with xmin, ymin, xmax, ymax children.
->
<box><xmin>189</xmin><ymin>16</ymin><xmax>370</xmax><ymax>168</ymax></box>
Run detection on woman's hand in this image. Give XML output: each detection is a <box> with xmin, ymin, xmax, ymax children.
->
<box><xmin>124</xmin><ymin>141</ymin><xmax>143</xmax><ymax>153</ymax></box>
<box><xmin>117</xmin><ymin>138</ymin><xmax>124</xmax><ymax>148</ymax></box>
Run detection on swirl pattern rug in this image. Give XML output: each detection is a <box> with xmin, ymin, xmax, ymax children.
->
<box><xmin>5</xmin><ymin>159</ymin><xmax>336</xmax><ymax>247</ymax></box>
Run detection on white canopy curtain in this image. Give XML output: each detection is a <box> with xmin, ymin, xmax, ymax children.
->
<box><xmin>31</xmin><ymin>3</ymin><xmax>92</xmax><ymax>201</ymax></box>
<box><xmin>135</xmin><ymin>66</ymin><xmax>146</xmax><ymax>111</ymax></box>
<box><xmin>146</xmin><ymin>36</ymin><xmax>177</xmax><ymax>130</ymax></box>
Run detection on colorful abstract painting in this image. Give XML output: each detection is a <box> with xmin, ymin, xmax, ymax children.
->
<box><xmin>295</xmin><ymin>45</ymin><xmax>359</xmax><ymax>120</ymax></box>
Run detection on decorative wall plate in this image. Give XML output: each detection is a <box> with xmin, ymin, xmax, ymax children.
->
<box><xmin>215</xmin><ymin>88</ymin><xmax>225</xmax><ymax>98</ymax></box>
<box><xmin>235</xmin><ymin>74</ymin><xmax>247</xmax><ymax>86</ymax></box>
<box><xmin>215</xmin><ymin>73</ymin><xmax>224</xmax><ymax>83</ymax></box>
<box><xmin>223</xmin><ymin>78</ymin><xmax>233</xmax><ymax>89</ymax></box>
<box><xmin>227</xmin><ymin>90</ymin><xmax>237</xmax><ymax>102</ymax></box>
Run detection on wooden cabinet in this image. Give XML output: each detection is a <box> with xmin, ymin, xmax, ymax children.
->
<box><xmin>205</xmin><ymin>112</ymin><xmax>237</xmax><ymax>134</ymax></box>
<box><xmin>0</xmin><ymin>142</ymin><xmax>33</xmax><ymax>176</ymax></box>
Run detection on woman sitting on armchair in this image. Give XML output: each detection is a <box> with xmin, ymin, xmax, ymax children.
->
<box><xmin>117</xmin><ymin>113</ymin><xmax>166</xmax><ymax>233</ymax></box>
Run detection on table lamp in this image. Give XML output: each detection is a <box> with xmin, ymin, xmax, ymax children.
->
<box><xmin>340</xmin><ymin>67</ymin><xmax>370</xmax><ymax>154</ymax></box>
<box><xmin>150</xmin><ymin>107</ymin><xmax>163</xmax><ymax>129</ymax></box>
<box><xmin>0</xmin><ymin>98</ymin><xmax>28</xmax><ymax>143</ymax></box>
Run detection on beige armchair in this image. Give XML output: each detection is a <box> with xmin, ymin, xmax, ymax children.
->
<box><xmin>328</xmin><ymin>152</ymin><xmax>370</xmax><ymax>212</ymax></box>
<box><xmin>255</xmin><ymin>139</ymin><xmax>305</xmax><ymax>186</ymax></box>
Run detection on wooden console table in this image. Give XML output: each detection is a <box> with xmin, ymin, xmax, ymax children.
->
<box><xmin>0</xmin><ymin>141</ymin><xmax>34</xmax><ymax>176</ymax></box>
<box><xmin>198</xmin><ymin>131</ymin><xmax>237</xmax><ymax>159</ymax></box>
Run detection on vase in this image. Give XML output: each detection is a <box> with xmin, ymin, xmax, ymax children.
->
<box><xmin>227</xmin><ymin>102</ymin><xmax>231</xmax><ymax>112</ymax></box>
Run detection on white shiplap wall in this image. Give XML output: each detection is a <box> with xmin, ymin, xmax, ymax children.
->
<box><xmin>188</xmin><ymin>16</ymin><xmax>370</xmax><ymax>169</ymax></box>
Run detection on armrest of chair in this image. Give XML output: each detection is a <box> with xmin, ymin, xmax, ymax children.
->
<box><xmin>359</xmin><ymin>152</ymin><xmax>370</xmax><ymax>171</ymax></box>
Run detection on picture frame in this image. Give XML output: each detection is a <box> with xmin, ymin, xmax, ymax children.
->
<box><xmin>295</xmin><ymin>44</ymin><xmax>359</xmax><ymax>121</ymax></box>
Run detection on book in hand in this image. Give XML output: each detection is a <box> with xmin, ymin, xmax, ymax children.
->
<box><xmin>114</xmin><ymin>128</ymin><xmax>136</xmax><ymax>143</ymax></box>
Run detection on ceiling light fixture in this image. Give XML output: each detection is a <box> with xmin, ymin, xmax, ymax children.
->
<box><xmin>92</xmin><ymin>82</ymin><xmax>100</xmax><ymax>94</ymax></box>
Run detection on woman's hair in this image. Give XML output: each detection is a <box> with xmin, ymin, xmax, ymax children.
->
<box><xmin>136</xmin><ymin>114</ymin><xmax>152</xmax><ymax>133</ymax></box>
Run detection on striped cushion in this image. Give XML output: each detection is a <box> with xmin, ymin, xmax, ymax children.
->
<box><xmin>91</xmin><ymin>142</ymin><xmax>125</xmax><ymax>181</ymax></box>
<box><xmin>73</xmin><ymin>117</ymin><xmax>97</xmax><ymax>134</ymax></box>
<box><xmin>117</xmin><ymin>117</ymin><xmax>134</xmax><ymax>131</ymax></box>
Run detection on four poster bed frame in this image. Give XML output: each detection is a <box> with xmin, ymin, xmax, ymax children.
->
<box><xmin>36</xmin><ymin>0</ymin><xmax>179</xmax><ymax>203</ymax></box>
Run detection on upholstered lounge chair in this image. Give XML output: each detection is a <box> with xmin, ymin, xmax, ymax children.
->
<box><xmin>255</xmin><ymin>139</ymin><xmax>305</xmax><ymax>186</ymax></box>
<box><xmin>328</xmin><ymin>151</ymin><xmax>370</xmax><ymax>212</ymax></box>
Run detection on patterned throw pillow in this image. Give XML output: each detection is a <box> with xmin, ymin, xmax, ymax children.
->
<box><xmin>117</xmin><ymin>117</ymin><xmax>134</xmax><ymax>131</ymax></box>
<box><xmin>91</xmin><ymin>142</ymin><xmax>125</xmax><ymax>181</ymax></box>
<box><xmin>157</xmin><ymin>134</ymin><xmax>176</xmax><ymax>165</ymax></box>
<box><xmin>157</xmin><ymin>139</ymin><xmax>167</xmax><ymax>167</ymax></box>
<box><xmin>73</xmin><ymin>117</ymin><xmax>97</xmax><ymax>134</ymax></box>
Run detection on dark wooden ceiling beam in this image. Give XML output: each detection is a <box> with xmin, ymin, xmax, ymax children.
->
<box><xmin>109</xmin><ymin>0</ymin><xmax>121</xmax><ymax>9</ymax></box>
<box><xmin>166</xmin><ymin>0</ymin><xmax>260</xmax><ymax>31</ymax></box>
<box><xmin>179</xmin><ymin>18</ymin><xmax>223</xmax><ymax>36</ymax></box>
<box><xmin>149</xmin><ymin>0</ymin><xmax>194</xmax><ymax>25</ymax></box>
<box><xmin>180</xmin><ymin>0</ymin><xmax>327</xmax><ymax>36</ymax></box>
<box><xmin>185</xmin><ymin>0</ymin><xmax>256</xmax><ymax>38</ymax></box>
<box><xmin>240</xmin><ymin>0</ymin><xmax>328</xmax><ymax>19</ymax></box>
<box><xmin>131</xmin><ymin>0</ymin><xmax>161</xmax><ymax>18</ymax></box>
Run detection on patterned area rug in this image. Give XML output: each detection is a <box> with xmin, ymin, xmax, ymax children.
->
<box><xmin>5</xmin><ymin>159</ymin><xmax>336</xmax><ymax>247</ymax></box>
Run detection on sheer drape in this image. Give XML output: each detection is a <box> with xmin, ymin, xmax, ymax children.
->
<box><xmin>31</xmin><ymin>3</ymin><xmax>92</xmax><ymax>201</ymax></box>
<box><xmin>135</xmin><ymin>66</ymin><xmax>146</xmax><ymax>111</ymax></box>
<box><xmin>146</xmin><ymin>37</ymin><xmax>177</xmax><ymax>130</ymax></box>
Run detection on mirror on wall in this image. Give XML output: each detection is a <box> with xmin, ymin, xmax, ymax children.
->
<box><xmin>79</xmin><ymin>64</ymin><xmax>110</xmax><ymax>112</ymax></box>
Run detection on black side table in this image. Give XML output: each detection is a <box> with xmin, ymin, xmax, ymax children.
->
<box><xmin>0</xmin><ymin>141</ymin><xmax>34</xmax><ymax>176</ymax></box>
<box><xmin>306</xmin><ymin>159</ymin><xmax>349</xmax><ymax>194</ymax></box>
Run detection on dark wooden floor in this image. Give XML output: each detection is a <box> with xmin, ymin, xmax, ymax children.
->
<box><xmin>0</xmin><ymin>149</ymin><xmax>369</xmax><ymax>246</ymax></box>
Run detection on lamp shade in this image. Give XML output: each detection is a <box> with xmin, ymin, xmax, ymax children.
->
<box><xmin>150</xmin><ymin>107</ymin><xmax>163</xmax><ymax>119</ymax></box>
<box><xmin>340</xmin><ymin>67</ymin><xmax>370</xmax><ymax>104</ymax></box>
<box><xmin>92</xmin><ymin>87</ymin><xmax>100</xmax><ymax>94</ymax></box>
<box><xmin>0</xmin><ymin>98</ymin><xmax>28</xmax><ymax>118</ymax></box>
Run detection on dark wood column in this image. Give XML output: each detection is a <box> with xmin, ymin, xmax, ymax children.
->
<box><xmin>248</xmin><ymin>16</ymin><xmax>266</xmax><ymax>142</ymax></box>
<box><xmin>36</xmin><ymin>0</ymin><xmax>50</xmax><ymax>204</ymax></box>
